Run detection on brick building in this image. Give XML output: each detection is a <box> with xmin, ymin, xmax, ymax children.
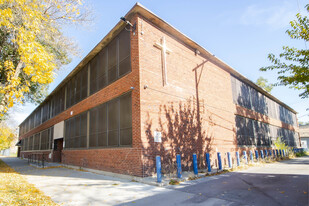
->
<box><xmin>18</xmin><ymin>3</ymin><xmax>300</xmax><ymax>177</ymax></box>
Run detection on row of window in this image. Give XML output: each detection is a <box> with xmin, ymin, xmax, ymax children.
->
<box><xmin>65</xmin><ymin>92</ymin><xmax>132</xmax><ymax>149</ymax></box>
<box><xmin>231</xmin><ymin>76</ymin><xmax>297</xmax><ymax>126</ymax></box>
<box><xmin>235</xmin><ymin>115</ymin><xmax>299</xmax><ymax>147</ymax></box>
<box><xmin>21</xmin><ymin>127</ymin><xmax>54</xmax><ymax>151</ymax></box>
<box><xmin>20</xmin><ymin>93</ymin><xmax>132</xmax><ymax>151</ymax></box>
<box><xmin>19</xmin><ymin>28</ymin><xmax>131</xmax><ymax>136</ymax></box>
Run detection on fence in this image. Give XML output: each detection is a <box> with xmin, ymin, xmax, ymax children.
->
<box><xmin>27</xmin><ymin>153</ymin><xmax>47</xmax><ymax>168</ymax></box>
<box><xmin>155</xmin><ymin>147</ymin><xmax>300</xmax><ymax>183</ymax></box>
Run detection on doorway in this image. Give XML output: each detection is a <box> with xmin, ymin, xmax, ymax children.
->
<box><xmin>53</xmin><ymin>138</ymin><xmax>63</xmax><ymax>162</ymax></box>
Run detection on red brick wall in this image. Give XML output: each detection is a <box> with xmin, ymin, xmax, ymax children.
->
<box><xmin>137</xmin><ymin>14</ymin><xmax>298</xmax><ymax>174</ymax></box>
<box><xmin>137</xmin><ymin>15</ymin><xmax>237</xmax><ymax>174</ymax></box>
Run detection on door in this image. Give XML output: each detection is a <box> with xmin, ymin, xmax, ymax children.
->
<box><xmin>53</xmin><ymin>138</ymin><xmax>63</xmax><ymax>162</ymax></box>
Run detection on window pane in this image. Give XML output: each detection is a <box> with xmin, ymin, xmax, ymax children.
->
<box><xmin>120</xmin><ymin>128</ymin><xmax>132</xmax><ymax>145</ymax></box>
<box><xmin>119</xmin><ymin>57</ymin><xmax>130</xmax><ymax>77</ymax></box>
<box><xmin>80</xmin><ymin>112</ymin><xmax>87</xmax><ymax>148</ymax></box>
<box><xmin>108</xmin><ymin>38</ymin><xmax>117</xmax><ymax>83</ymax></box>
<box><xmin>108</xmin><ymin>99</ymin><xmax>119</xmax><ymax>146</ymax></box>
<box><xmin>90</xmin><ymin>55</ymin><xmax>98</xmax><ymax>94</ymax></box>
<box><xmin>98</xmin><ymin>104</ymin><xmax>107</xmax><ymax>146</ymax></box>
<box><xmin>75</xmin><ymin>71</ymin><xmax>81</xmax><ymax>104</ymax></box>
<box><xmin>119</xmin><ymin>29</ymin><xmax>130</xmax><ymax>61</ymax></box>
<box><xmin>81</xmin><ymin>65</ymin><xmax>88</xmax><ymax>100</ymax></box>
<box><xmin>108</xmin><ymin>130</ymin><xmax>118</xmax><ymax>146</ymax></box>
<box><xmin>89</xmin><ymin>108</ymin><xmax>98</xmax><ymax>147</ymax></box>
<box><xmin>119</xmin><ymin>30</ymin><xmax>130</xmax><ymax>76</ymax></box>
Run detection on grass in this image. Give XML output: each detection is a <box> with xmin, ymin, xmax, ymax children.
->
<box><xmin>0</xmin><ymin>159</ymin><xmax>58</xmax><ymax>206</ymax></box>
<box><xmin>295</xmin><ymin>151</ymin><xmax>309</xmax><ymax>157</ymax></box>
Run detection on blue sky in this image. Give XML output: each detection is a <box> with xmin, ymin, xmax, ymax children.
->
<box><xmin>9</xmin><ymin>0</ymin><xmax>309</xmax><ymax>126</ymax></box>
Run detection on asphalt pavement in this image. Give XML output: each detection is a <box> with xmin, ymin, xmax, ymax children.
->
<box><xmin>1</xmin><ymin>156</ymin><xmax>308</xmax><ymax>206</ymax></box>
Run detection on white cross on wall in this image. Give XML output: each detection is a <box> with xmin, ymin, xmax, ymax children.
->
<box><xmin>154</xmin><ymin>36</ymin><xmax>172</xmax><ymax>86</ymax></box>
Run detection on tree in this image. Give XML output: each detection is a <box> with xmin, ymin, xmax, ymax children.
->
<box><xmin>256</xmin><ymin>77</ymin><xmax>273</xmax><ymax>93</ymax></box>
<box><xmin>0</xmin><ymin>0</ymin><xmax>91</xmax><ymax>117</ymax></box>
<box><xmin>0</xmin><ymin>122</ymin><xmax>16</xmax><ymax>150</ymax></box>
<box><xmin>274</xmin><ymin>137</ymin><xmax>288</xmax><ymax>150</ymax></box>
<box><xmin>260</xmin><ymin>4</ymin><xmax>309</xmax><ymax>99</ymax></box>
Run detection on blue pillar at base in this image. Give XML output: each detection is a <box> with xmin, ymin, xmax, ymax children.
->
<box><xmin>260</xmin><ymin>150</ymin><xmax>264</xmax><ymax>159</ymax></box>
<box><xmin>250</xmin><ymin>151</ymin><xmax>253</xmax><ymax>162</ymax></box>
<box><xmin>255</xmin><ymin>150</ymin><xmax>259</xmax><ymax>160</ymax></box>
<box><xmin>276</xmin><ymin>149</ymin><xmax>279</xmax><ymax>157</ymax></box>
<box><xmin>176</xmin><ymin>154</ymin><xmax>182</xmax><ymax>179</ymax></box>
<box><xmin>243</xmin><ymin>151</ymin><xmax>248</xmax><ymax>164</ymax></box>
<box><xmin>279</xmin><ymin>149</ymin><xmax>282</xmax><ymax>156</ymax></box>
<box><xmin>264</xmin><ymin>150</ymin><xmax>268</xmax><ymax>158</ymax></box>
<box><xmin>282</xmin><ymin>149</ymin><xmax>285</xmax><ymax>157</ymax></box>
<box><xmin>236</xmin><ymin>152</ymin><xmax>240</xmax><ymax>166</ymax></box>
<box><xmin>156</xmin><ymin>156</ymin><xmax>162</xmax><ymax>183</ymax></box>
<box><xmin>227</xmin><ymin>152</ymin><xmax>232</xmax><ymax>168</ymax></box>
<box><xmin>217</xmin><ymin>152</ymin><xmax>222</xmax><ymax>170</ymax></box>
<box><xmin>206</xmin><ymin>153</ymin><xmax>211</xmax><ymax>172</ymax></box>
<box><xmin>269</xmin><ymin>150</ymin><xmax>272</xmax><ymax>158</ymax></box>
<box><xmin>193</xmin><ymin>153</ymin><xmax>198</xmax><ymax>175</ymax></box>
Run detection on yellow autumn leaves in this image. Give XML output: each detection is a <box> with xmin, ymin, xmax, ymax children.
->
<box><xmin>0</xmin><ymin>0</ymin><xmax>85</xmax><ymax>116</ymax></box>
<box><xmin>0</xmin><ymin>122</ymin><xmax>15</xmax><ymax>150</ymax></box>
<box><xmin>0</xmin><ymin>159</ymin><xmax>58</xmax><ymax>205</ymax></box>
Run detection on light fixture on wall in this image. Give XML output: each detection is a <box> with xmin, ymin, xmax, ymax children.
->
<box><xmin>120</xmin><ymin>17</ymin><xmax>136</xmax><ymax>33</ymax></box>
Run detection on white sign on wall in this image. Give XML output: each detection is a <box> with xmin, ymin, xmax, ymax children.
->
<box><xmin>154</xmin><ymin>131</ymin><xmax>162</xmax><ymax>143</ymax></box>
<box><xmin>54</xmin><ymin>121</ymin><xmax>64</xmax><ymax>140</ymax></box>
<box><xmin>301</xmin><ymin>140</ymin><xmax>308</xmax><ymax>149</ymax></box>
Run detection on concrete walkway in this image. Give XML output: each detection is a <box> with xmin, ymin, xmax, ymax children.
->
<box><xmin>1</xmin><ymin>156</ymin><xmax>309</xmax><ymax>205</ymax></box>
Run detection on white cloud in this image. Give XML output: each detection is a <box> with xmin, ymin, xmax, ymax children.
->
<box><xmin>240</xmin><ymin>2</ymin><xmax>300</xmax><ymax>29</ymax></box>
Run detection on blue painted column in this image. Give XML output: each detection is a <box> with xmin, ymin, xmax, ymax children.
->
<box><xmin>243</xmin><ymin>151</ymin><xmax>248</xmax><ymax>164</ymax></box>
<box><xmin>236</xmin><ymin>152</ymin><xmax>240</xmax><ymax>166</ymax></box>
<box><xmin>269</xmin><ymin>150</ymin><xmax>272</xmax><ymax>158</ymax></box>
<box><xmin>260</xmin><ymin>150</ymin><xmax>264</xmax><ymax>159</ymax></box>
<box><xmin>217</xmin><ymin>152</ymin><xmax>222</xmax><ymax>170</ymax></box>
<box><xmin>193</xmin><ymin>153</ymin><xmax>198</xmax><ymax>175</ymax></box>
<box><xmin>276</xmin><ymin>149</ymin><xmax>279</xmax><ymax>157</ymax></box>
<box><xmin>264</xmin><ymin>150</ymin><xmax>268</xmax><ymax>158</ymax></box>
<box><xmin>176</xmin><ymin>154</ymin><xmax>182</xmax><ymax>179</ymax></box>
<box><xmin>282</xmin><ymin>149</ymin><xmax>285</xmax><ymax>157</ymax></box>
<box><xmin>273</xmin><ymin>149</ymin><xmax>276</xmax><ymax>158</ymax></box>
<box><xmin>156</xmin><ymin>156</ymin><xmax>162</xmax><ymax>183</ymax></box>
<box><xmin>250</xmin><ymin>151</ymin><xmax>254</xmax><ymax>162</ymax></box>
<box><xmin>227</xmin><ymin>152</ymin><xmax>232</xmax><ymax>168</ymax></box>
<box><xmin>255</xmin><ymin>150</ymin><xmax>259</xmax><ymax>160</ymax></box>
<box><xmin>279</xmin><ymin>149</ymin><xmax>282</xmax><ymax>156</ymax></box>
<box><xmin>206</xmin><ymin>153</ymin><xmax>211</xmax><ymax>172</ymax></box>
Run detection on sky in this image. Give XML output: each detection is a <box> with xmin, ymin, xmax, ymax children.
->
<box><xmin>8</xmin><ymin>0</ymin><xmax>309</xmax><ymax>127</ymax></box>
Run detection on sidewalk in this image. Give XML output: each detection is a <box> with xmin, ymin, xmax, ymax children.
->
<box><xmin>1</xmin><ymin>157</ymin><xmax>190</xmax><ymax>206</ymax></box>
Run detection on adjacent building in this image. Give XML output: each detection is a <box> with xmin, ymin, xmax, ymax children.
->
<box><xmin>300</xmin><ymin>125</ymin><xmax>309</xmax><ymax>149</ymax></box>
<box><xmin>18</xmin><ymin>3</ymin><xmax>300</xmax><ymax>177</ymax></box>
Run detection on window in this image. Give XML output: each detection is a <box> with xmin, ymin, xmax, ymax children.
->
<box><xmin>90</xmin><ymin>50</ymin><xmax>107</xmax><ymax>95</ymax></box>
<box><xmin>33</xmin><ymin>133</ymin><xmax>40</xmax><ymax>150</ymax></box>
<box><xmin>120</xmin><ymin>93</ymin><xmax>132</xmax><ymax>145</ymax></box>
<box><xmin>42</xmin><ymin>102</ymin><xmax>50</xmax><ymax>123</ymax></box>
<box><xmin>66</xmin><ymin>65</ymin><xmax>88</xmax><ymax>109</ymax></box>
<box><xmin>118</xmin><ymin>29</ymin><xmax>131</xmax><ymax>77</ymax></box>
<box><xmin>231</xmin><ymin>75</ymin><xmax>296</xmax><ymax>126</ymax></box>
<box><xmin>64</xmin><ymin>112</ymin><xmax>87</xmax><ymax>149</ymax></box>
<box><xmin>24</xmin><ymin>138</ymin><xmax>29</xmax><ymax>151</ymax></box>
<box><xmin>29</xmin><ymin>136</ymin><xmax>34</xmax><ymax>150</ymax></box>
<box><xmin>40</xmin><ymin>128</ymin><xmax>53</xmax><ymax>150</ymax></box>
<box><xmin>89</xmin><ymin>92</ymin><xmax>132</xmax><ymax>148</ymax></box>
<box><xmin>89</xmin><ymin>103</ymin><xmax>107</xmax><ymax>147</ymax></box>
<box><xmin>90</xmin><ymin>29</ymin><xmax>131</xmax><ymax>95</ymax></box>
